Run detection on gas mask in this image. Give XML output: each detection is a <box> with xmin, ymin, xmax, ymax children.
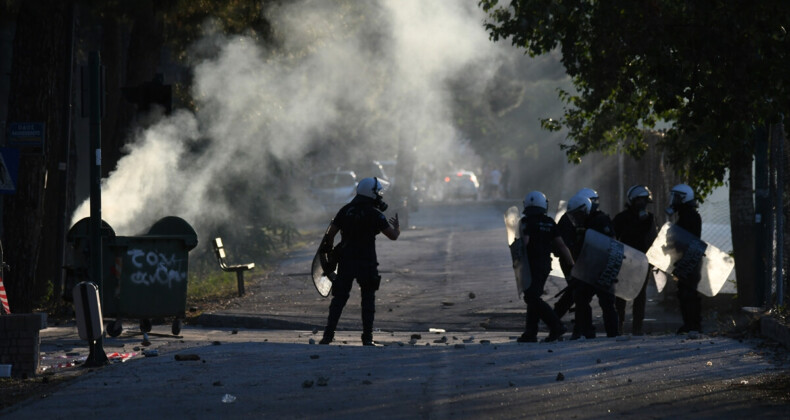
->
<box><xmin>664</xmin><ymin>193</ymin><xmax>684</xmax><ymax>216</ymax></box>
<box><xmin>374</xmin><ymin>195</ymin><xmax>388</xmax><ymax>212</ymax></box>
<box><xmin>631</xmin><ymin>199</ymin><xmax>649</xmax><ymax>220</ymax></box>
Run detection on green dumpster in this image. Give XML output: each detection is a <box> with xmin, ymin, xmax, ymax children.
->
<box><xmin>66</xmin><ymin>216</ymin><xmax>198</xmax><ymax>336</ymax></box>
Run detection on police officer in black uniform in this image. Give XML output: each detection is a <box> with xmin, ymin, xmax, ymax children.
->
<box><xmin>666</xmin><ymin>183</ymin><xmax>703</xmax><ymax>334</ymax></box>
<box><xmin>568</xmin><ymin>191</ymin><xmax>620</xmax><ymax>339</ymax></box>
<box><xmin>517</xmin><ymin>191</ymin><xmax>575</xmax><ymax>343</ymax></box>
<box><xmin>318</xmin><ymin>177</ymin><xmax>400</xmax><ymax>346</ymax></box>
<box><xmin>553</xmin><ymin>188</ymin><xmax>596</xmax><ymax>320</ymax></box>
<box><xmin>612</xmin><ymin>185</ymin><xmax>658</xmax><ymax>335</ymax></box>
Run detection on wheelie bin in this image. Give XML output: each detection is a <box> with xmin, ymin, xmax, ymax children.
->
<box><xmin>66</xmin><ymin>216</ymin><xmax>198</xmax><ymax>336</ymax></box>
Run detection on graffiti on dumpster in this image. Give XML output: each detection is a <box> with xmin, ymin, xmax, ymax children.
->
<box><xmin>127</xmin><ymin>248</ymin><xmax>187</xmax><ymax>288</ymax></box>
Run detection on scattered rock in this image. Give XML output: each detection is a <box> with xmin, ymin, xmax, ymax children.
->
<box><xmin>454</xmin><ymin>344</ymin><xmax>465</xmax><ymax>349</ymax></box>
<box><xmin>175</xmin><ymin>354</ymin><xmax>200</xmax><ymax>361</ymax></box>
<box><xmin>411</xmin><ymin>334</ymin><xmax>422</xmax><ymax>340</ymax></box>
<box><xmin>463</xmin><ymin>337</ymin><xmax>475</xmax><ymax>343</ymax></box>
<box><xmin>309</xmin><ymin>338</ymin><xmax>316</xmax><ymax>345</ymax></box>
<box><xmin>213</xmin><ymin>381</ymin><xmax>223</xmax><ymax>386</ymax></box>
<box><xmin>556</xmin><ymin>372</ymin><xmax>565</xmax><ymax>381</ymax></box>
<box><xmin>302</xmin><ymin>380</ymin><xmax>314</xmax><ymax>388</ymax></box>
<box><xmin>509</xmin><ymin>381</ymin><xmax>515</xmax><ymax>387</ymax></box>
<box><xmin>627</xmin><ymin>378</ymin><xmax>632</xmax><ymax>383</ymax></box>
<box><xmin>362</xmin><ymin>380</ymin><xmax>372</xmax><ymax>385</ymax></box>
<box><xmin>317</xmin><ymin>377</ymin><xmax>329</xmax><ymax>386</ymax></box>
<box><xmin>143</xmin><ymin>350</ymin><xmax>158</xmax><ymax>357</ymax></box>
<box><xmin>310</xmin><ymin>354</ymin><xmax>320</xmax><ymax>359</ymax></box>
<box><xmin>442</xmin><ymin>301</ymin><xmax>454</xmax><ymax>306</ymax></box>
<box><xmin>312</xmin><ymin>328</ymin><xmax>319</xmax><ymax>334</ymax></box>
<box><xmin>547</xmin><ymin>349</ymin><xmax>553</xmax><ymax>353</ymax></box>
<box><xmin>468</xmin><ymin>292</ymin><xmax>476</xmax><ymax>299</ymax></box>
<box><xmin>480</xmin><ymin>340</ymin><xmax>491</xmax><ymax>345</ymax></box>
<box><xmin>434</xmin><ymin>336</ymin><xmax>447</xmax><ymax>344</ymax></box>
<box><xmin>212</xmin><ymin>341</ymin><xmax>222</xmax><ymax>346</ymax></box>
<box><xmin>596</xmin><ymin>358</ymin><xmax>602</xmax><ymax>364</ymax></box>
<box><xmin>231</xmin><ymin>329</ymin><xmax>239</xmax><ymax>335</ymax></box>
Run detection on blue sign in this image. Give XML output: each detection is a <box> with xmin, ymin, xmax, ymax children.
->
<box><xmin>7</xmin><ymin>122</ymin><xmax>45</xmax><ymax>148</ymax></box>
<box><xmin>0</xmin><ymin>148</ymin><xmax>20</xmax><ymax>194</ymax></box>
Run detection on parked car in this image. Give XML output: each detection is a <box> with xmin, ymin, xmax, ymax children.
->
<box><xmin>443</xmin><ymin>170</ymin><xmax>480</xmax><ymax>199</ymax></box>
<box><xmin>309</xmin><ymin>171</ymin><xmax>358</xmax><ymax>210</ymax></box>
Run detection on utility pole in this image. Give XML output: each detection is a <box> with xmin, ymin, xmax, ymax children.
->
<box><xmin>85</xmin><ymin>50</ymin><xmax>108</xmax><ymax>366</ymax></box>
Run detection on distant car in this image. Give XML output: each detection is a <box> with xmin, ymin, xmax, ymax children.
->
<box><xmin>443</xmin><ymin>170</ymin><xmax>480</xmax><ymax>199</ymax></box>
<box><xmin>310</xmin><ymin>171</ymin><xmax>358</xmax><ymax>209</ymax></box>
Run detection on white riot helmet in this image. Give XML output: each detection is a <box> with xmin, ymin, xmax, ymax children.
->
<box><xmin>666</xmin><ymin>183</ymin><xmax>695</xmax><ymax>215</ymax></box>
<box><xmin>523</xmin><ymin>191</ymin><xmax>548</xmax><ymax>215</ymax></box>
<box><xmin>670</xmin><ymin>184</ymin><xmax>694</xmax><ymax>203</ymax></box>
<box><xmin>626</xmin><ymin>185</ymin><xmax>653</xmax><ymax>205</ymax></box>
<box><xmin>567</xmin><ymin>194</ymin><xmax>592</xmax><ymax>215</ymax></box>
<box><xmin>357</xmin><ymin>177</ymin><xmax>384</xmax><ymax>199</ymax></box>
<box><xmin>576</xmin><ymin>187</ymin><xmax>599</xmax><ymax>211</ymax></box>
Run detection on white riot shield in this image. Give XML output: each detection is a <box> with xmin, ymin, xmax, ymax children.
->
<box><xmin>645</xmin><ymin>222</ymin><xmax>734</xmax><ymax>297</ymax></box>
<box><xmin>504</xmin><ymin>206</ymin><xmax>532</xmax><ymax>297</ymax></box>
<box><xmin>571</xmin><ymin>229</ymin><xmax>650</xmax><ymax>301</ymax></box>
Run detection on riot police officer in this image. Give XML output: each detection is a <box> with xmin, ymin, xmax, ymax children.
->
<box><xmin>318</xmin><ymin>177</ymin><xmax>400</xmax><ymax>346</ymax></box>
<box><xmin>554</xmin><ymin>188</ymin><xmax>598</xmax><ymax>320</ymax></box>
<box><xmin>666</xmin><ymin>183</ymin><xmax>703</xmax><ymax>334</ymax></box>
<box><xmin>568</xmin><ymin>192</ymin><xmax>620</xmax><ymax>339</ymax></box>
<box><xmin>517</xmin><ymin>191</ymin><xmax>575</xmax><ymax>343</ymax></box>
<box><xmin>613</xmin><ymin>185</ymin><xmax>658</xmax><ymax>335</ymax></box>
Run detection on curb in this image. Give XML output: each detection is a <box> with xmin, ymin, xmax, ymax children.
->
<box><xmin>195</xmin><ymin>313</ymin><xmax>321</xmax><ymax>331</ymax></box>
<box><xmin>760</xmin><ymin>316</ymin><xmax>790</xmax><ymax>349</ymax></box>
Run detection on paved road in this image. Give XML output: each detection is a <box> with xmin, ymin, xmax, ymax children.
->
<box><xmin>2</xmin><ymin>200</ymin><xmax>788</xmax><ymax>419</ymax></box>
<box><xmin>202</xmin><ymin>200</ymin><xmax>703</xmax><ymax>336</ymax></box>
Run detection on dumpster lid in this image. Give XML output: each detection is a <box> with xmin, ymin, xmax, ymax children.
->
<box><xmin>146</xmin><ymin>216</ymin><xmax>198</xmax><ymax>250</ymax></box>
<box><xmin>67</xmin><ymin>218</ymin><xmax>116</xmax><ymax>241</ymax></box>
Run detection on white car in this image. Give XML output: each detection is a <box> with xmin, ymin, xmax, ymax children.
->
<box><xmin>443</xmin><ymin>170</ymin><xmax>480</xmax><ymax>199</ymax></box>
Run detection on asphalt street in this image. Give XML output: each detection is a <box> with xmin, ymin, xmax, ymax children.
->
<box><xmin>2</xmin><ymin>200</ymin><xmax>788</xmax><ymax>419</ymax></box>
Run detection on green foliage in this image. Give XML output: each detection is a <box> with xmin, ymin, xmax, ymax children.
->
<box><xmin>480</xmin><ymin>0</ymin><xmax>790</xmax><ymax>196</ymax></box>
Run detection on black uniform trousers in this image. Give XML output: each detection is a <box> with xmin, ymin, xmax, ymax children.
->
<box><xmin>324</xmin><ymin>262</ymin><xmax>379</xmax><ymax>341</ymax></box>
<box><xmin>573</xmin><ymin>281</ymin><xmax>619</xmax><ymax>338</ymax></box>
<box><xmin>523</xmin><ymin>274</ymin><xmax>564</xmax><ymax>338</ymax></box>
<box><xmin>615</xmin><ymin>270</ymin><xmax>649</xmax><ymax>334</ymax></box>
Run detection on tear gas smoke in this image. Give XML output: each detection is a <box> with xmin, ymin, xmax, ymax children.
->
<box><xmin>71</xmin><ymin>0</ymin><xmax>571</xmax><ymax>236</ymax></box>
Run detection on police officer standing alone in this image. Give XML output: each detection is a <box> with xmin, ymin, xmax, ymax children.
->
<box><xmin>517</xmin><ymin>191</ymin><xmax>575</xmax><ymax>343</ymax></box>
<box><xmin>318</xmin><ymin>177</ymin><xmax>400</xmax><ymax>346</ymax></box>
<box><xmin>612</xmin><ymin>185</ymin><xmax>658</xmax><ymax>336</ymax></box>
<box><xmin>666</xmin><ymin>183</ymin><xmax>704</xmax><ymax>334</ymax></box>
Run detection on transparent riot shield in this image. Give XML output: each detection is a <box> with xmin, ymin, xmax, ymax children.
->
<box><xmin>571</xmin><ymin>229</ymin><xmax>650</xmax><ymax>301</ymax></box>
<box><xmin>311</xmin><ymin>252</ymin><xmax>334</xmax><ymax>297</ymax></box>
<box><xmin>310</xmin><ymin>221</ymin><xmax>338</xmax><ymax>297</ymax></box>
<box><xmin>645</xmin><ymin>223</ymin><xmax>734</xmax><ymax>297</ymax></box>
<box><xmin>504</xmin><ymin>206</ymin><xmax>531</xmax><ymax>297</ymax></box>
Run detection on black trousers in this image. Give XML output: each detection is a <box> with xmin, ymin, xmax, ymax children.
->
<box><xmin>523</xmin><ymin>274</ymin><xmax>563</xmax><ymax>338</ymax></box>
<box><xmin>615</xmin><ymin>270</ymin><xmax>649</xmax><ymax>333</ymax></box>
<box><xmin>677</xmin><ymin>272</ymin><xmax>702</xmax><ymax>331</ymax></box>
<box><xmin>324</xmin><ymin>263</ymin><xmax>379</xmax><ymax>339</ymax></box>
<box><xmin>574</xmin><ymin>281</ymin><xmax>619</xmax><ymax>338</ymax></box>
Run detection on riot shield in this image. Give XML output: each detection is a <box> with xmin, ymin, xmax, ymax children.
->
<box><xmin>311</xmin><ymin>252</ymin><xmax>334</xmax><ymax>297</ymax></box>
<box><xmin>310</xmin><ymin>222</ymin><xmax>338</xmax><ymax>297</ymax></box>
<box><xmin>503</xmin><ymin>206</ymin><xmax>531</xmax><ymax>297</ymax></box>
<box><xmin>645</xmin><ymin>223</ymin><xmax>734</xmax><ymax>297</ymax></box>
<box><xmin>571</xmin><ymin>229</ymin><xmax>650</xmax><ymax>301</ymax></box>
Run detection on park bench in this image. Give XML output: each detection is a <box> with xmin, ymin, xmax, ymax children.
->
<box><xmin>212</xmin><ymin>237</ymin><xmax>255</xmax><ymax>296</ymax></box>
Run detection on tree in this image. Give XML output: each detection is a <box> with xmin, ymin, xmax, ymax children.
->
<box><xmin>2</xmin><ymin>0</ymin><xmax>73</xmax><ymax>313</ymax></box>
<box><xmin>480</xmin><ymin>0</ymin><xmax>790</xmax><ymax>306</ymax></box>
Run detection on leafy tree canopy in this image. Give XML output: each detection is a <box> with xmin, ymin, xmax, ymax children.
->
<box><xmin>480</xmin><ymin>0</ymin><xmax>790</xmax><ymax>196</ymax></box>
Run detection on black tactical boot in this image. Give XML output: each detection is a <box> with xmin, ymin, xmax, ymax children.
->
<box><xmin>319</xmin><ymin>330</ymin><xmax>334</xmax><ymax>345</ymax></box>
<box><xmin>361</xmin><ymin>332</ymin><xmax>378</xmax><ymax>346</ymax></box>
